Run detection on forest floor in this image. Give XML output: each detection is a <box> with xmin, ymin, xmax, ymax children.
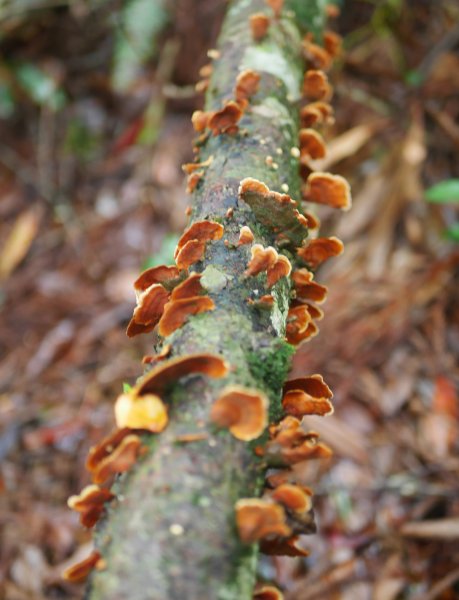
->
<box><xmin>0</xmin><ymin>1</ymin><xmax>458</xmax><ymax>598</ymax></box>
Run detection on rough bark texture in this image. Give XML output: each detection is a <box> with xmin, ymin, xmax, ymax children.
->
<box><xmin>87</xmin><ymin>1</ymin><xmax>323</xmax><ymax>598</ymax></box>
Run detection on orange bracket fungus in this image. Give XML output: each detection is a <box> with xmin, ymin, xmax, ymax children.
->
<box><xmin>207</xmin><ymin>100</ymin><xmax>244</xmax><ymax>136</ymax></box>
<box><xmin>239</xmin><ymin>178</ymin><xmax>309</xmax><ymax>247</ymax></box>
<box><xmin>136</xmin><ymin>353</ymin><xmax>229</xmax><ymax>396</ymax></box>
<box><xmin>115</xmin><ymin>393</ymin><xmax>168</xmax><ymax>433</ymax></box>
<box><xmin>210</xmin><ymin>385</ymin><xmax>268</xmax><ymax>441</ymax></box>
<box><xmin>63</xmin><ymin>550</ymin><xmax>102</xmax><ymax>583</ymax></box>
<box><xmin>303</xmin><ymin>69</ymin><xmax>332</xmax><ymax>101</ymax></box>
<box><xmin>235</xmin><ymin>498</ymin><xmax>291</xmax><ymax>543</ymax></box>
<box><xmin>249</xmin><ymin>13</ymin><xmax>270</xmax><ymax>41</ymax></box>
<box><xmin>235</xmin><ymin>69</ymin><xmax>261</xmax><ymax>102</ymax></box>
<box><xmin>297</xmin><ymin>235</ymin><xmax>344</xmax><ymax>268</ymax></box>
<box><xmin>68</xmin><ymin>484</ymin><xmax>115</xmax><ymax>529</ymax></box>
<box><xmin>81</xmin><ymin>2</ymin><xmax>352</xmax><ymax>597</ymax></box>
<box><xmin>90</xmin><ymin>433</ymin><xmax>143</xmax><ymax>485</ymax></box>
<box><xmin>253</xmin><ymin>584</ymin><xmax>284</xmax><ymax>600</ymax></box>
<box><xmin>299</xmin><ymin>128</ymin><xmax>327</xmax><ymax>160</ymax></box>
<box><xmin>303</xmin><ymin>171</ymin><xmax>352</xmax><ymax>210</ymax></box>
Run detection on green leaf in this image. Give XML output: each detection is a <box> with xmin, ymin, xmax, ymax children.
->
<box><xmin>141</xmin><ymin>233</ymin><xmax>180</xmax><ymax>271</ymax></box>
<box><xmin>425</xmin><ymin>179</ymin><xmax>459</xmax><ymax>204</ymax></box>
<box><xmin>111</xmin><ymin>0</ymin><xmax>169</xmax><ymax>92</ymax></box>
<box><xmin>123</xmin><ymin>382</ymin><xmax>133</xmax><ymax>393</ymax></box>
<box><xmin>445</xmin><ymin>223</ymin><xmax>459</xmax><ymax>243</ymax></box>
<box><xmin>15</xmin><ymin>62</ymin><xmax>66</xmax><ymax>110</ymax></box>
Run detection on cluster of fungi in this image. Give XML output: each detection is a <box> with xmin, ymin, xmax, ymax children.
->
<box><xmin>64</xmin><ymin>1</ymin><xmax>351</xmax><ymax>597</ymax></box>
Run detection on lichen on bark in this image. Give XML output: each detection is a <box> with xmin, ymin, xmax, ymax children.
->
<box><xmin>86</xmin><ymin>1</ymin><xmax>325</xmax><ymax>598</ymax></box>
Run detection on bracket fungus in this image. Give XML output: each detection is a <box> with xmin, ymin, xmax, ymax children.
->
<box><xmin>235</xmin><ymin>498</ymin><xmax>291</xmax><ymax>543</ymax></box>
<box><xmin>207</xmin><ymin>100</ymin><xmax>244</xmax><ymax>135</ymax></box>
<box><xmin>266</xmin><ymin>255</ymin><xmax>292</xmax><ymax>288</ymax></box>
<box><xmin>235</xmin><ymin>69</ymin><xmax>261</xmax><ymax>102</ymax></box>
<box><xmin>303</xmin><ymin>69</ymin><xmax>332</xmax><ymax>101</ymax></box>
<box><xmin>174</xmin><ymin>220</ymin><xmax>224</xmax><ymax>270</ymax></box>
<box><xmin>170</xmin><ymin>272</ymin><xmax>204</xmax><ymax>301</ymax></box>
<box><xmin>115</xmin><ymin>393</ymin><xmax>168</xmax><ymax>433</ymax></box>
<box><xmin>238</xmin><ymin>225</ymin><xmax>255</xmax><ymax>246</ymax></box>
<box><xmin>63</xmin><ymin>550</ymin><xmax>102</xmax><ymax>583</ymax></box>
<box><xmin>297</xmin><ymin>236</ymin><xmax>344</xmax><ymax>268</ymax></box>
<box><xmin>136</xmin><ymin>353</ymin><xmax>229</xmax><ymax>396</ymax></box>
<box><xmin>68</xmin><ymin>484</ymin><xmax>115</xmax><ymax>529</ymax></box>
<box><xmin>299</xmin><ymin>128</ymin><xmax>327</xmax><ymax>160</ymax></box>
<box><xmin>271</xmin><ymin>483</ymin><xmax>313</xmax><ymax>514</ymax></box>
<box><xmin>303</xmin><ymin>39</ymin><xmax>332</xmax><ymax>71</ymax></box>
<box><xmin>303</xmin><ymin>172</ymin><xmax>352</xmax><ymax>211</ymax></box>
<box><xmin>90</xmin><ymin>433</ymin><xmax>143</xmax><ymax>484</ymax></box>
<box><xmin>133</xmin><ymin>265</ymin><xmax>181</xmax><ymax>296</ymax></box>
<box><xmin>253</xmin><ymin>584</ymin><xmax>284</xmax><ymax>600</ymax></box>
<box><xmin>324</xmin><ymin>30</ymin><xmax>342</xmax><ymax>58</ymax></box>
<box><xmin>260</xmin><ymin>535</ymin><xmax>309</xmax><ymax>557</ymax></box>
<box><xmin>210</xmin><ymin>385</ymin><xmax>268</xmax><ymax>441</ymax></box>
<box><xmin>282</xmin><ymin>390</ymin><xmax>334</xmax><ymax>417</ymax></box>
<box><xmin>245</xmin><ymin>244</ymin><xmax>278</xmax><ymax>278</ymax></box>
<box><xmin>239</xmin><ymin>178</ymin><xmax>309</xmax><ymax>247</ymax></box>
<box><xmin>158</xmin><ymin>295</ymin><xmax>215</xmax><ymax>337</ymax></box>
<box><xmin>249</xmin><ymin>13</ymin><xmax>270</xmax><ymax>41</ymax></box>
<box><xmin>292</xmin><ymin>269</ymin><xmax>328</xmax><ymax>303</ymax></box>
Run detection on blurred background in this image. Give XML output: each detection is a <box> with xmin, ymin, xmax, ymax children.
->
<box><xmin>0</xmin><ymin>0</ymin><xmax>458</xmax><ymax>598</ymax></box>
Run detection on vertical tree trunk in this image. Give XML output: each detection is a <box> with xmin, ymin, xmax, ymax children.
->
<box><xmin>86</xmin><ymin>1</ymin><xmax>326</xmax><ymax>598</ymax></box>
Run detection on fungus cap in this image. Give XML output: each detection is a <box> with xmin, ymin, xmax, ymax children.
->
<box><xmin>134</xmin><ymin>265</ymin><xmax>180</xmax><ymax>294</ymax></box>
<box><xmin>245</xmin><ymin>244</ymin><xmax>278</xmax><ymax>277</ymax></box>
<box><xmin>191</xmin><ymin>110</ymin><xmax>210</xmax><ymax>132</ymax></box>
<box><xmin>210</xmin><ymin>385</ymin><xmax>268</xmax><ymax>441</ymax></box>
<box><xmin>282</xmin><ymin>390</ymin><xmax>334</xmax><ymax>417</ymax></box>
<box><xmin>286</xmin><ymin>320</ymin><xmax>319</xmax><ymax>345</ymax></box>
<box><xmin>260</xmin><ymin>535</ymin><xmax>310</xmax><ymax>557</ymax></box>
<box><xmin>175</xmin><ymin>239</ymin><xmax>206</xmax><ymax>270</ymax></box>
<box><xmin>170</xmin><ymin>272</ymin><xmax>204</xmax><ymax>301</ymax></box>
<box><xmin>137</xmin><ymin>353</ymin><xmax>229</xmax><ymax>396</ymax></box>
<box><xmin>303</xmin><ymin>172</ymin><xmax>352</xmax><ymax>211</ymax></box>
<box><xmin>175</xmin><ymin>220</ymin><xmax>224</xmax><ymax>258</ymax></box>
<box><xmin>324</xmin><ymin>30</ymin><xmax>342</xmax><ymax>57</ymax></box>
<box><xmin>249</xmin><ymin>13</ymin><xmax>270</xmax><ymax>41</ymax></box>
<box><xmin>181</xmin><ymin>155</ymin><xmax>214</xmax><ymax>174</ymax></box>
<box><xmin>271</xmin><ymin>483</ymin><xmax>313</xmax><ymax>514</ymax></box>
<box><xmin>292</xmin><ymin>269</ymin><xmax>328</xmax><ymax>303</ymax></box>
<box><xmin>299</xmin><ymin>128</ymin><xmax>327</xmax><ymax>160</ymax></box>
<box><xmin>235</xmin><ymin>498</ymin><xmax>291</xmax><ymax>543</ymax></box>
<box><xmin>235</xmin><ymin>69</ymin><xmax>261</xmax><ymax>102</ymax></box>
<box><xmin>253</xmin><ymin>584</ymin><xmax>284</xmax><ymax>600</ymax></box>
<box><xmin>238</xmin><ymin>226</ymin><xmax>255</xmax><ymax>246</ymax></box>
<box><xmin>286</xmin><ymin>305</ymin><xmax>312</xmax><ymax>336</ymax></box>
<box><xmin>91</xmin><ymin>434</ymin><xmax>142</xmax><ymax>484</ymax></box>
<box><xmin>283</xmin><ymin>374</ymin><xmax>332</xmax><ymax>398</ymax></box>
<box><xmin>67</xmin><ymin>484</ymin><xmax>114</xmax><ymax>512</ymax></box>
<box><xmin>303</xmin><ymin>40</ymin><xmax>332</xmax><ymax>71</ymax></box>
<box><xmin>131</xmin><ymin>283</ymin><xmax>169</xmax><ymax>326</ymax></box>
<box><xmin>303</xmin><ymin>70</ymin><xmax>332</xmax><ymax>101</ymax></box>
<box><xmin>186</xmin><ymin>171</ymin><xmax>203</xmax><ymax>193</ymax></box>
<box><xmin>115</xmin><ymin>393</ymin><xmax>168</xmax><ymax>433</ymax></box>
<box><xmin>267</xmin><ymin>255</ymin><xmax>292</xmax><ymax>287</ymax></box>
<box><xmin>297</xmin><ymin>236</ymin><xmax>344</xmax><ymax>268</ymax></box>
<box><xmin>86</xmin><ymin>428</ymin><xmax>132</xmax><ymax>473</ymax></box>
<box><xmin>208</xmin><ymin>100</ymin><xmax>243</xmax><ymax>135</ymax></box>
<box><xmin>62</xmin><ymin>550</ymin><xmax>102</xmax><ymax>582</ymax></box>
<box><xmin>158</xmin><ymin>295</ymin><xmax>215</xmax><ymax>337</ymax></box>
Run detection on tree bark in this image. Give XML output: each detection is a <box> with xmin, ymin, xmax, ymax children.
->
<box><xmin>87</xmin><ymin>1</ymin><xmax>324</xmax><ymax>598</ymax></box>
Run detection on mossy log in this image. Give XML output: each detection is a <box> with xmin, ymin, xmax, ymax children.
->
<box><xmin>86</xmin><ymin>1</ymin><xmax>328</xmax><ymax>599</ymax></box>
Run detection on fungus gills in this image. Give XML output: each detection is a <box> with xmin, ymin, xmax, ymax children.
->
<box><xmin>74</xmin><ymin>1</ymin><xmax>351</xmax><ymax>598</ymax></box>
